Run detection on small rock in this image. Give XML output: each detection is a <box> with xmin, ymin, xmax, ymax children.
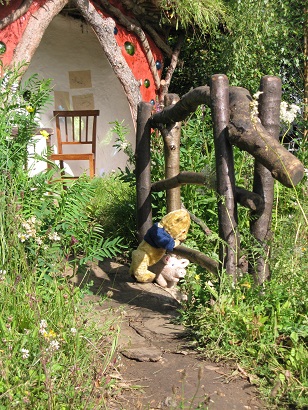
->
<box><xmin>121</xmin><ymin>346</ymin><xmax>162</xmax><ymax>362</ymax></box>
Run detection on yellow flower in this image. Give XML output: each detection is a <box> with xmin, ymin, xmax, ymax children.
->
<box><xmin>43</xmin><ymin>329</ymin><xmax>57</xmax><ymax>339</ymax></box>
<box><xmin>40</xmin><ymin>130</ymin><xmax>50</xmax><ymax>139</ymax></box>
<box><xmin>241</xmin><ymin>282</ymin><xmax>251</xmax><ymax>289</ymax></box>
<box><xmin>195</xmin><ymin>274</ymin><xmax>200</xmax><ymax>281</ymax></box>
<box><xmin>26</xmin><ymin>105</ymin><xmax>34</xmax><ymax>113</ymax></box>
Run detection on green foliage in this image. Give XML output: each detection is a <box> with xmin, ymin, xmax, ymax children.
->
<box><xmin>169</xmin><ymin>0</ymin><xmax>305</xmax><ymax>103</ymax></box>
<box><xmin>0</xmin><ymin>63</ymin><xmax>53</xmax><ymax>174</ymax></box>
<box><xmin>88</xmin><ymin>174</ymin><xmax>137</xmax><ymax>255</ymax></box>
<box><xmin>111</xmin><ymin>120</ymin><xmax>135</xmax><ymax>168</ymax></box>
<box><xmin>160</xmin><ymin>0</ymin><xmax>229</xmax><ymax>33</ymax></box>
<box><xmin>0</xmin><ymin>65</ymin><xmax>123</xmax><ymax>408</ymax></box>
<box><xmin>178</xmin><ymin>136</ymin><xmax>308</xmax><ymax>409</ymax></box>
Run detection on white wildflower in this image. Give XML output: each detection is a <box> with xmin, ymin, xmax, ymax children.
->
<box><xmin>119</xmin><ymin>141</ymin><xmax>128</xmax><ymax>150</ymax></box>
<box><xmin>206</xmin><ymin>280</ymin><xmax>214</xmax><ymax>288</ymax></box>
<box><xmin>70</xmin><ymin>328</ymin><xmax>77</xmax><ymax>335</ymax></box>
<box><xmin>48</xmin><ymin>232</ymin><xmax>61</xmax><ymax>241</ymax></box>
<box><xmin>36</xmin><ymin>237</ymin><xmax>43</xmax><ymax>246</ymax></box>
<box><xmin>21</xmin><ymin>348</ymin><xmax>30</xmax><ymax>359</ymax></box>
<box><xmin>39</xmin><ymin>319</ymin><xmax>48</xmax><ymax>335</ymax></box>
<box><xmin>18</xmin><ymin>233</ymin><xmax>29</xmax><ymax>242</ymax></box>
<box><xmin>280</xmin><ymin>101</ymin><xmax>300</xmax><ymax>124</ymax></box>
<box><xmin>249</xmin><ymin>91</ymin><xmax>263</xmax><ymax>119</ymax></box>
<box><xmin>47</xmin><ymin>340</ymin><xmax>60</xmax><ymax>352</ymax></box>
<box><xmin>29</xmin><ymin>216</ymin><xmax>37</xmax><ymax>224</ymax></box>
<box><xmin>0</xmin><ymin>269</ymin><xmax>6</xmax><ymax>281</ymax></box>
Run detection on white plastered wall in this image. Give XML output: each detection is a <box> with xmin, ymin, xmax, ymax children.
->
<box><xmin>24</xmin><ymin>14</ymin><xmax>135</xmax><ymax>177</ymax></box>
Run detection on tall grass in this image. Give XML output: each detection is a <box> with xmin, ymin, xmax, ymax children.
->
<box><xmin>0</xmin><ymin>65</ymin><xmax>122</xmax><ymax>409</ymax></box>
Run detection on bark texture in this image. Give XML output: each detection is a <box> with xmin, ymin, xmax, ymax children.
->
<box><xmin>172</xmin><ymin>245</ymin><xmax>219</xmax><ymax>275</ymax></box>
<box><xmin>211</xmin><ymin>74</ymin><xmax>239</xmax><ymax>279</ymax></box>
<box><xmin>228</xmin><ymin>87</ymin><xmax>304</xmax><ymax>188</ymax></box>
<box><xmin>151</xmin><ymin>84</ymin><xmax>304</xmax><ymax>188</ymax></box>
<box><xmin>159</xmin><ymin>33</ymin><xmax>185</xmax><ymax>103</ymax></box>
<box><xmin>0</xmin><ymin>0</ymin><xmax>33</xmax><ymax>30</ymax></box>
<box><xmin>151</xmin><ymin>171</ymin><xmax>264</xmax><ymax>212</ymax></box>
<box><xmin>94</xmin><ymin>0</ymin><xmax>161</xmax><ymax>90</ymax></box>
<box><xmin>151</xmin><ymin>86</ymin><xmax>211</xmax><ymax>125</ymax></box>
<box><xmin>161</xmin><ymin>94</ymin><xmax>181</xmax><ymax>212</ymax></box>
<box><xmin>135</xmin><ymin>102</ymin><xmax>153</xmax><ymax>242</ymax></box>
<box><xmin>250</xmin><ymin>76</ymin><xmax>281</xmax><ymax>284</ymax></box>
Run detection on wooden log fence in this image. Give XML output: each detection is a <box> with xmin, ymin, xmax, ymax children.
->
<box><xmin>134</xmin><ymin>74</ymin><xmax>305</xmax><ymax>284</ymax></box>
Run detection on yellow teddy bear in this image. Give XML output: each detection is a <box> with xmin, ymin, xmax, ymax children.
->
<box><xmin>129</xmin><ymin>209</ymin><xmax>191</xmax><ymax>283</ymax></box>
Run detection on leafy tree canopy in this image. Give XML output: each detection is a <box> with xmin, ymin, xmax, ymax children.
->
<box><xmin>168</xmin><ymin>0</ymin><xmax>305</xmax><ymax>102</ymax></box>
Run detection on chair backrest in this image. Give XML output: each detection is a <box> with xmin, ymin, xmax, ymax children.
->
<box><xmin>53</xmin><ymin>110</ymin><xmax>100</xmax><ymax>155</ymax></box>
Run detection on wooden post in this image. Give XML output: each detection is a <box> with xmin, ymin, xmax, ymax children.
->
<box><xmin>135</xmin><ymin>102</ymin><xmax>153</xmax><ymax>242</ymax></box>
<box><xmin>211</xmin><ymin>74</ymin><xmax>239</xmax><ymax>280</ymax></box>
<box><xmin>161</xmin><ymin>93</ymin><xmax>181</xmax><ymax>212</ymax></box>
<box><xmin>250</xmin><ymin>76</ymin><xmax>282</xmax><ymax>284</ymax></box>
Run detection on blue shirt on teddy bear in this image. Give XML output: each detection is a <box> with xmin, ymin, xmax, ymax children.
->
<box><xmin>144</xmin><ymin>223</ymin><xmax>175</xmax><ymax>252</ymax></box>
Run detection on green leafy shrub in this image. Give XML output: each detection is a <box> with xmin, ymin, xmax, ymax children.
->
<box><xmin>0</xmin><ymin>65</ymin><xmax>122</xmax><ymax>408</ymax></box>
<box><xmin>88</xmin><ymin>174</ymin><xmax>137</xmax><ymax>256</ymax></box>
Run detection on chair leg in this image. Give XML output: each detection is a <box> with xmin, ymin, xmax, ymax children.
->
<box><xmin>89</xmin><ymin>159</ymin><xmax>94</xmax><ymax>178</ymax></box>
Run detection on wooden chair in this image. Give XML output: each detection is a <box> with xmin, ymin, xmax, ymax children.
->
<box><xmin>50</xmin><ymin>110</ymin><xmax>99</xmax><ymax>178</ymax></box>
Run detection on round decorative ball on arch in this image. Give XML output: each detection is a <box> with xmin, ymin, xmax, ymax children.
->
<box><xmin>124</xmin><ymin>41</ymin><xmax>135</xmax><ymax>56</ymax></box>
<box><xmin>155</xmin><ymin>60</ymin><xmax>162</xmax><ymax>70</ymax></box>
<box><xmin>0</xmin><ymin>41</ymin><xmax>6</xmax><ymax>54</ymax></box>
<box><xmin>144</xmin><ymin>79</ymin><xmax>150</xmax><ymax>88</ymax></box>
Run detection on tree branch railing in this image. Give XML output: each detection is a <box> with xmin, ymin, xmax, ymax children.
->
<box><xmin>134</xmin><ymin>74</ymin><xmax>305</xmax><ymax>283</ymax></box>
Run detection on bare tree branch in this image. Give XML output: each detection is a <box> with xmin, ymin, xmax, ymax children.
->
<box><xmin>160</xmin><ymin>32</ymin><xmax>185</xmax><ymax>102</ymax></box>
<box><xmin>0</xmin><ymin>0</ymin><xmax>32</xmax><ymax>30</ymax></box>
<box><xmin>151</xmin><ymin>171</ymin><xmax>264</xmax><ymax>212</ymax></box>
<box><xmin>95</xmin><ymin>0</ymin><xmax>161</xmax><ymax>90</ymax></box>
<box><xmin>187</xmin><ymin>211</ymin><xmax>212</xmax><ymax>236</ymax></box>
<box><xmin>173</xmin><ymin>245</ymin><xmax>219</xmax><ymax>275</ymax></box>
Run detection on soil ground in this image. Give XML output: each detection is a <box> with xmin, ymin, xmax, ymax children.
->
<box><xmin>75</xmin><ymin>259</ymin><xmax>265</xmax><ymax>410</ymax></box>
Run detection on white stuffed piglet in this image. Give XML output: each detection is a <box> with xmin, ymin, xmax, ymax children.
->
<box><xmin>150</xmin><ymin>254</ymin><xmax>189</xmax><ymax>288</ymax></box>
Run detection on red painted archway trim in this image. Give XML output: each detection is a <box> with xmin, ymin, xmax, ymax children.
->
<box><xmin>0</xmin><ymin>0</ymin><xmax>163</xmax><ymax>103</ymax></box>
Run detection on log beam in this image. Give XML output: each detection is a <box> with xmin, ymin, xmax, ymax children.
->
<box><xmin>150</xmin><ymin>84</ymin><xmax>305</xmax><ymax>188</ymax></box>
<box><xmin>172</xmin><ymin>245</ymin><xmax>219</xmax><ymax>276</ymax></box>
<box><xmin>151</xmin><ymin>171</ymin><xmax>264</xmax><ymax>212</ymax></box>
<box><xmin>228</xmin><ymin>86</ymin><xmax>304</xmax><ymax>188</ymax></box>
<box><xmin>249</xmin><ymin>76</ymin><xmax>281</xmax><ymax>284</ymax></box>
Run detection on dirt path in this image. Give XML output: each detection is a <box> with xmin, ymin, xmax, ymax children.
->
<box><xmin>77</xmin><ymin>260</ymin><xmax>264</xmax><ymax>410</ymax></box>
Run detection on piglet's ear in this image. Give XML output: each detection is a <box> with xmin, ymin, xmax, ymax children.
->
<box><xmin>180</xmin><ymin>259</ymin><xmax>189</xmax><ymax>268</ymax></box>
<box><xmin>164</xmin><ymin>254</ymin><xmax>170</xmax><ymax>263</ymax></box>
